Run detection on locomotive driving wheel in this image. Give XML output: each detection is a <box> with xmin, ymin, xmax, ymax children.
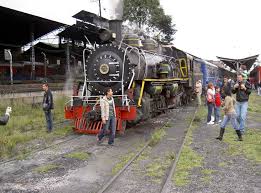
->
<box><xmin>86</xmin><ymin>44</ymin><xmax>132</xmax><ymax>95</ymax></box>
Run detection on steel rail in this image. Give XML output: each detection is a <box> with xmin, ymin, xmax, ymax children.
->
<box><xmin>0</xmin><ymin>120</ymin><xmax>77</xmax><ymax>166</ymax></box>
<box><xmin>95</xmin><ymin>106</ymin><xmax>197</xmax><ymax>193</ymax></box>
<box><xmin>95</xmin><ymin>108</ymin><xmax>183</xmax><ymax>193</ymax></box>
<box><xmin>160</xmin><ymin>107</ymin><xmax>198</xmax><ymax>193</ymax></box>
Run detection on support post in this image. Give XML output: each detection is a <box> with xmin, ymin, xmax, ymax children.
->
<box><xmin>66</xmin><ymin>42</ymin><xmax>70</xmax><ymax>73</ymax></box>
<box><xmin>41</xmin><ymin>52</ymin><xmax>47</xmax><ymax>78</ymax></box>
<box><xmin>31</xmin><ymin>28</ymin><xmax>35</xmax><ymax>80</ymax></box>
<box><xmin>4</xmin><ymin>49</ymin><xmax>13</xmax><ymax>85</ymax></box>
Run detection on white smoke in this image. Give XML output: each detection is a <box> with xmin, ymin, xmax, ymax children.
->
<box><xmin>106</xmin><ymin>0</ymin><xmax>123</xmax><ymax>20</ymax></box>
<box><xmin>63</xmin><ymin>65</ymin><xmax>82</xmax><ymax>96</ymax></box>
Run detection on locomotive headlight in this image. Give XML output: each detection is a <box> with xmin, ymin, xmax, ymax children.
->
<box><xmin>99</xmin><ymin>63</ymin><xmax>110</xmax><ymax>74</ymax></box>
<box><xmin>112</xmin><ymin>33</ymin><xmax>116</xmax><ymax>39</ymax></box>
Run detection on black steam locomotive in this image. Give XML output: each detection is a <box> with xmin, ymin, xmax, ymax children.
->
<box><xmin>64</xmin><ymin>16</ymin><xmax>234</xmax><ymax>135</ymax></box>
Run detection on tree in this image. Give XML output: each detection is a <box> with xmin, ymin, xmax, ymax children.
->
<box><xmin>123</xmin><ymin>0</ymin><xmax>176</xmax><ymax>42</ymax></box>
<box><xmin>149</xmin><ymin>7</ymin><xmax>176</xmax><ymax>42</ymax></box>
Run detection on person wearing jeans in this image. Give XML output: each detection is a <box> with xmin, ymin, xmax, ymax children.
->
<box><xmin>42</xmin><ymin>83</ymin><xmax>54</xmax><ymax>133</ymax></box>
<box><xmin>235</xmin><ymin>101</ymin><xmax>248</xmax><ymax>133</ymax></box>
<box><xmin>206</xmin><ymin>82</ymin><xmax>215</xmax><ymax>124</ymax></box>
<box><xmin>232</xmin><ymin>74</ymin><xmax>251</xmax><ymax>134</ymax></box>
<box><xmin>216</xmin><ymin>95</ymin><xmax>242</xmax><ymax>141</ymax></box>
<box><xmin>97</xmin><ymin>87</ymin><xmax>116</xmax><ymax>145</ymax></box>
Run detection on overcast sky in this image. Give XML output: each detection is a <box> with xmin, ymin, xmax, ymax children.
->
<box><xmin>1</xmin><ymin>0</ymin><xmax>260</xmax><ymax>60</ymax></box>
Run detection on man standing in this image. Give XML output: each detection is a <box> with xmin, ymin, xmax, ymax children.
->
<box><xmin>195</xmin><ymin>80</ymin><xmax>202</xmax><ymax>106</ymax></box>
<box><xmin>232</xmin><ymin>74</ymin><xmax>251</xmax><ymax>134</ymax></box>
<box><xmin>42</xmin><ymin>83</ymin><xmax>54</xmax><ymax>133</ymax></box>
<box><xmin>221</xmin><ymin>76</ymin><xmax>232</xmax><ymax>99</ymax></box>
<box><xmin>0</xmin><ymin>107</ymin><xmax>12</xmax><ymax>125</ymax></box>
<box><xmin>97</xmin><ymin>87</ymin><xmax>116</xmax><ymax>146</ymax></box>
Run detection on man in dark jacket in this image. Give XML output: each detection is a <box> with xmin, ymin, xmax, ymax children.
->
<box><xmin>42</xmin><ymin>83</ymin><xmax>54</xmax><ymax>132</ymax></box>
<box><xmin>0</xmin><ymin>107</ymin><xmax>12</xmax><ymax>125</ymax></box>
<box><xmin>221</xmin><ymin>76</ymin><xmax>232</xmax><ymax>99</ymax></box>
<box><xmin>232</xmin><ymin>74</ymin><xmax>251</xmax><ymax>134</ymax></box>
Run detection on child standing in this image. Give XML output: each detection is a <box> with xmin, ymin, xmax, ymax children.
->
<box><xmin>214</xmin><ymin>86</ymin><xmax>221</xmax><ymax>124</ymax></box>
<box><xmin>216</xmin><ymin>95</ymin><xmax>243</xmax><ymax>141</ymax></box>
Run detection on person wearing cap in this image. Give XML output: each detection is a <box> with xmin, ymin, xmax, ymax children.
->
<box><xmin>0</xmin><ymin>107</ymin><xmax>12</xmax><ymax>125</ymax></box>
<box><xmin>195</xmin><ymin>80</ymin><xmax>202</xmax><ymax>106</ymax></box>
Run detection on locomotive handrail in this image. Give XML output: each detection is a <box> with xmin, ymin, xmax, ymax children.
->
<box><xmin>85</xmin><ymin>80</ymin><xmax>124</xmax><ymax>83</ymax></box>
<box><xmin>118</xmin><ymin>41</ymin><xmax>177</xmax><ymax>60</ymax></box>
<box><xmin>82</xmin><ymin>48</ymin><xmax>89</xmax><ymax>98</ymax></box>
<box><xmin>66</xmin><ymin>95</ymin><xmax>130</xmax><ymax>107</ymax></box>
<box><xmin>128</xmin><ymin>69</ymin><xmax>135</xmax><ymax>89</ymax></box>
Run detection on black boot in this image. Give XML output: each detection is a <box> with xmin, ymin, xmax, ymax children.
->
<box><xmin>236</xmin><ymin>130</ymin><xmax>243</xmax><ymax>141</ymax></box>
<box><xmin>216</xmin><ymin>128</ymin><xmax>225</xmax><ymax>141</ymax></box>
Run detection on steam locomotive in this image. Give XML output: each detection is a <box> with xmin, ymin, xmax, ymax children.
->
<box><xmin>64</xmin><ymin>33</ymin><xmax>234</xmax><ymax>135</ymax></box>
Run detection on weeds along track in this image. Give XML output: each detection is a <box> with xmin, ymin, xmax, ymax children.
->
<box><xmin>0</xmin><ymin>119</ymin><xmax>80</xmax><ymax>166</ymax></box>
<box><xmin>160</xmin><ymin>107</ymin><xmax>198</xmax><ymax>193</ymax></box>
<box><xmin>95</xmin><ymin>106</ymin><xmax>197</xmax><ymax>193</ymax></box>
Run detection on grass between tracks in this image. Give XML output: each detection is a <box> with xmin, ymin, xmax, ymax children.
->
<box><xmin>33</xmin><ymin>164</ymin><xmax>59</xmax><ymax>174</ymax></box>
<box><xmin>173</xmin><ymin>105</ymin><xmax>205</xmax><ymax>187</ymax></box>
<box><xmin>64</xmin><ymin>151</ymin><xmax>90</xmax><ymax>160</ymax></box>
<box><xmin>145</xmin><ymin>152</ymin><xmax>175</xmax><ymax>183</ymax></box>
<box><xmin>112</xmin><ymin>123</ymin><xmax>171</xmax><ymax>176</ymax></box>
<box><xmin>0</xmin><ymin>96</ymin><xmax>72</xmax><ymax>159</ymax></box>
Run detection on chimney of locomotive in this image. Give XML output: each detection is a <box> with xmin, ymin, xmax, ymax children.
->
<box><xmin>109</xmin><ymin>20</ymin><xmax>122</xmax><ymax>42</ymax></box>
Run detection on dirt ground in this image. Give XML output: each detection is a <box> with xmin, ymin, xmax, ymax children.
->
<box><xmin>0</xmin><ymin>93</ymin><xmax>260</xmax><ymax>193</ymax></box>
<box><xmin>0</xmin><ymin>106</ymin><xmax>195</xmax><ymax>193</ymax></box>
<box><xmin>168</xmin><ymin>94</ymin><xmax>261</xmax><ymax>193</ymax></box>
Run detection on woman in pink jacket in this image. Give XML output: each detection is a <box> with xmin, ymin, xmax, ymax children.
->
<box><xmin>206</xmin><ymin>82</ymin><xmax>215</xmax><ymax>124</ymax></box>
<box><xmin>97</xmin><ymin>87</ymin><xmax>116</xmax><ymax>145</ymax></box>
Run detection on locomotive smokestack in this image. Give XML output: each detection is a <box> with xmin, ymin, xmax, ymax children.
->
<box><xmin>108</xmin><ymin>0</ymin><xmax>123</xmax><ymax>41</ymax></box>
<box><xmin>109</xmin><ymin>20</ymin><xmax>122</xmax><ymax>42</ymax></box>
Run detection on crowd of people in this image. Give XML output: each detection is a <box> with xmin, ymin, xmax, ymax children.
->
<box><xmin>195</xmin><ymin>73</ymin><xmax>254</xmax><ymax>141</ymax></box>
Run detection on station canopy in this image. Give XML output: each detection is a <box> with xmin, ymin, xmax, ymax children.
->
<box><xmin>217</xmin><ymin>55</ymin><xmax>259</xmax><ymax>71</ymax></box>
<box><xmin>0</xmin><ymin>6</ymin><xmax>65</xmax><ymax>47</ymax></box>
<box><xmin>58</xmin><ymin>10</ymin><xmax>110</xmax><ymax>44</ymax></box>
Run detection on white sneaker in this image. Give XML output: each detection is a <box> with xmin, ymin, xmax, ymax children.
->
<box><xmin>207</xmin><ymin>121</ymin><xmax>214</xmax><ymax>125</ymax></box>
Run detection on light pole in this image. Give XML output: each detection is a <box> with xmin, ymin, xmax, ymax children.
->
<box><xmin>41</xmin><ymin>52</ymin><xmax>47</xmax><ymax>78</ymax></box>
<box><xmin>4</xmin><ymin>49</ymin><xmax>13</xmax><ymax>85</ymax></box>
<box><xmin>98</xmin><ymin>0</ymin><xmax>101</xmax><ymax>17</ymax></box>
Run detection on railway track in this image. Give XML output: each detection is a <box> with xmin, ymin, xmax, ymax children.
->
<box><xmin>96</xmin><ymin>106</ymin><xmax>198</xmax><ymax>193</ymax></box>
<box><xmin>0</xmin><ymin>119</ymin><xmax>80</xmax><ymax>166</ymax></box>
